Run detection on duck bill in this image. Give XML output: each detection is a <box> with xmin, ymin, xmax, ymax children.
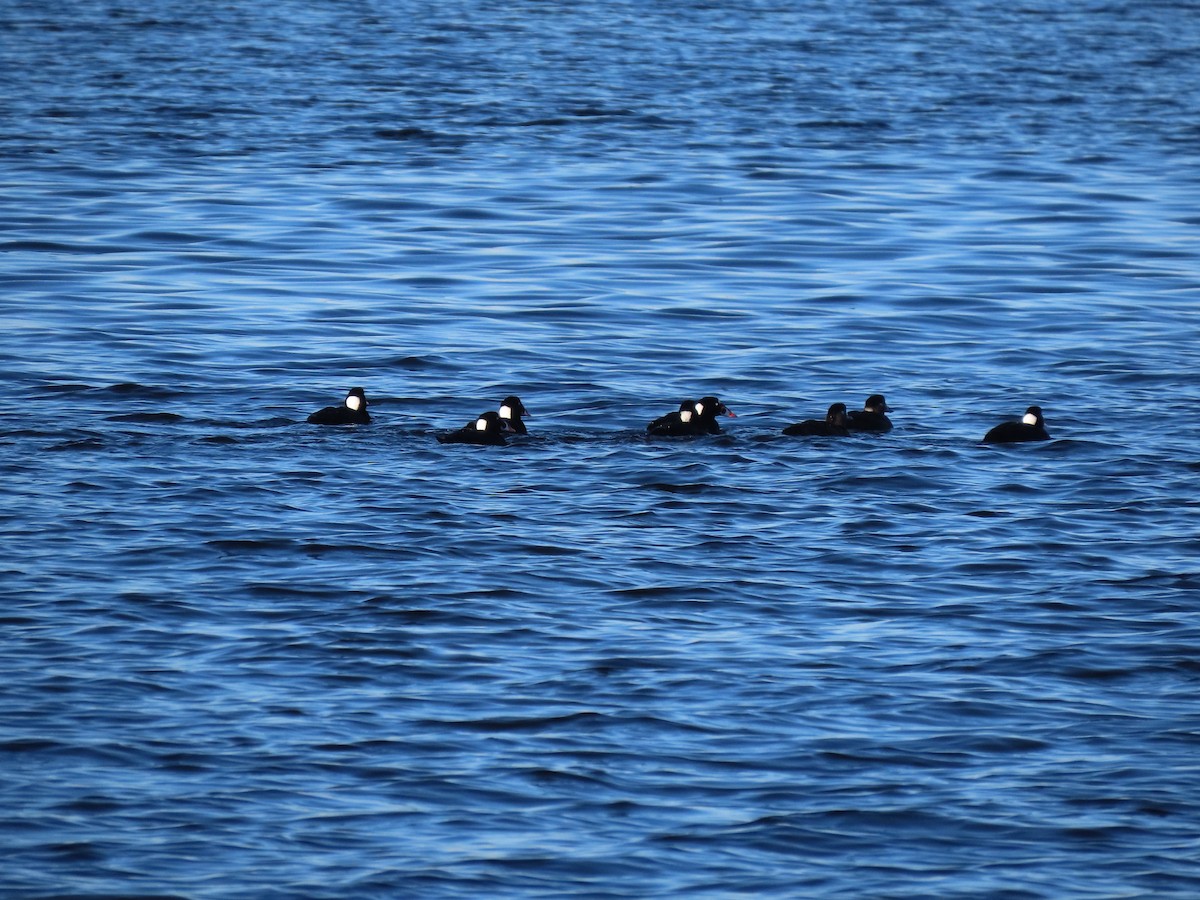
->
<box><xmin>724</xmin><ymin>408</ymin><xmax>737</xmax><ymax>418</ymax></box>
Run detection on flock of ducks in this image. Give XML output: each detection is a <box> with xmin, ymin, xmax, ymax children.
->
<box><xmin>308</xmin><ymin>389</ymin><xmax>1051</xmax><ymax>445</ymax></box>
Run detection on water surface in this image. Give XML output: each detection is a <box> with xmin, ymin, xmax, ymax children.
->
<box><xmin>2</xmin><ymin>1</ymin><xmax>1199</xmax><ymax>897</ymax></box>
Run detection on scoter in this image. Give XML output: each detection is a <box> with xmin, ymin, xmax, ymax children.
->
<box><xmin>498</xmin><ymin>395</ymin><xmax>530</xmax><ymax>435</ymax></box>
<box><xmin>437</xmin><ymin>410</ymin><xmax>514</xmax><ymax>446</ymax></box>
<box><xmin>692</xmin><ymin>397</ymin><xmax>736</xmax><ymax>434</ymax></box>
<box><xmin>782</xmin><ymin>402</ymin><xmax>851</xmax><ymax>437</ymax></box>
<box><xmin>983</xmin><ymin>405</ymin><xmax>1050</xmax><ymax>444</ymax></box>
<box><xmin>307</xmin><ymin>387</ymin><xmax>370</xmax><ymax>425</ymax></box>
<box><xmin>846</xmin><ymin>394</ymin><xmax>892</xmax><ymax>433</ymax></box>
<box><xmin>646</xmin><ymin>400</ymin><xmax>698</xmax><ymax>436</ymax></box>
<box><xmin>647</xmin><ymin>396</ymin><xmax>736</xmax><ymax>436</ymax></box>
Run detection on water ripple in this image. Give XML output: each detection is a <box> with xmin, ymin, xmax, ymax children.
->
<box><xmin>3</xmin><ymin>0</ymin><xmax>1200</xmax><ymax>896</ymax></box>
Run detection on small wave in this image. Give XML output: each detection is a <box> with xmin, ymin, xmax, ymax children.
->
<box><xmin>639</xmin><ymin>481</ymin><xmax>719</xmax><ymax>494</ymax></box>
<box><xmin>44</xmin><ymin>437</ymin><xmax>106</xmax><ymax>452</ymax></box>
<box><xmin>0</xmin><ymin>240</ymin><xmax>117</xmax><ymax>253</ymax></box>
<box><xmin>34</xmin><ymin>382</ymin><xmax>94</xmax><ymax>395</ymax></box>
<box><xmin>101</xmin><ymin>383</ymin><xmax>186</xmax><ymax>399</ymax></box>
<box><xmin>105</xmin><ymin>412</ymin><xmax>185</xmax><ymax>423</ymax></box>
<box><xmin>374</xmin><ymin>127</ymin><xmax>466</xmax><ymax>147</ymax></box>
<box><xmin>418</xmin><ymin>711</ymin><xmax>607</xmax><ymax>733</ymax></box>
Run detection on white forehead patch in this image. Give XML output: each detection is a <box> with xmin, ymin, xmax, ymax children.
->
<box><xmin>679</xmin><ymin>410</ymin><xmax>693</xmax><ymax>423</ymax></box>
<box><xmin>345</xmin><ymin>395</ymin><xmax>361</xmax><ymax>411</ymax></box>
<box><xmin>499</xmin><ymin>405</ymin><xmax>512</xmax><ymax>419</ymax></box>
<box><xmin>475</xmin><ymin>417</ymin><xmax>489</xmax><ymax>431</ymax></box>
<box><xmin>1022</xmin><ymin>412</ymin><xmax>1038</xmax><ymax>426</ymax></box>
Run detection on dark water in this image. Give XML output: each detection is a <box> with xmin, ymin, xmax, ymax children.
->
<box><xmin>3</xmin><ymin>0</ymin><xmax>1200</xmax><ymax>896</ymax></box>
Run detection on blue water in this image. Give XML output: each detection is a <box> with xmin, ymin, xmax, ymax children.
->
<box><xmin>3</xmin><ymin>1</ymin><xmax>1200</xmax><ymax>896</ymax></box>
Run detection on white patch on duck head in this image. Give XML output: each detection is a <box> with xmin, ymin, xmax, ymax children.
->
<box><xmin>1022</xmin><ymin>412</ymin><xmax>1039</xmax><ymax>426</ymax></box>
<box><xmin>475</xmin><ymin>417</ymin><xmax>489</xmax><ymax>431</ymax></box>
<box><xmin>345</xmin><ymin>395</ymin><xmax>362</xmax><ymax>411</ymax></box>
<box><xmin>499</xmin><ymin>405</ymin><xmax>513</xmax><ymax>420</ymax></box>
<box><xmin>693</xmin><ymin>401</ymin><xmax>705</xmax><ymax>415</ymax></box>
<box><xmin>679</xmin><ymin>409</ymin><xmax>693</xmax><ymax>423</ymax></box>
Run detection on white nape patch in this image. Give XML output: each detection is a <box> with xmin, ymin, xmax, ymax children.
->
<box><xmin>679</xmin><ymin>410</ymin><xmax>693</xmax><ymax>423</ymax></box>
<box><xmin>693</xmin><ymin>402</ymin><xmax>705</xmax><ymax>414</ymax></box>
<box><xmin>1022</xmin><ymin>412</ymin><xmax>1038</xmax><ymax>426</ymax></box>
<box><xmin>475</xmin><ymin>418</ymin><xmax>489</xmax><ymax>431</ymax></box>
<box><xmin>499</xmin><ymin>405</ymin><xmax>512</xmax><ymax>419</ymax></box>
<box><xmin>345</xmin><ymin>395</ymin><xmax>361</xmax><ymax>411</ymax></box>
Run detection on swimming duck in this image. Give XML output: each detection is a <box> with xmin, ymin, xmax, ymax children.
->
<box><xmin>646</xmin><ymin>400</ymin><xmax>698</xmax><ymax>436</ymax></box>
<box><xmin>693</xmin><ymin>397</ymin><xmax>736</xmax><ymax>434</ymax></box>
<box><xmin>846</xmin><ymin>394</ymin><xmax>892</xmax><ymax>432</ymax></box>
<box><xmin>782</xmin><ymin>402</ymin><xmax>850</xmax><ymax>437</ymax></box>
<box><xmin>647</xmin><ymin>396</ymin><xmax>736</xmax><ymax>436</ymax></box>
<box><xmin>498</xmin><ymin>395</ymin><xmax>530</xmax><ymax>435</ymax></box>
<box><xmin>307</xmin><ymin>387</ymin><xmax>370</xmax><ymax>425</ymax></box>
<box><xmin>437</xmin><ymin>410</ymin><xmax>514</xmax><ymax>446</ymax></box>
<box><xmin>983</xmin><ymin>405</ymin><xmax>1050</xmax><ymax>443</ymax></box>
